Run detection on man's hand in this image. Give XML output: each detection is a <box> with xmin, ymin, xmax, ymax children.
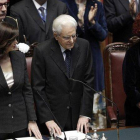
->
<box><xmin>77</xmin><ymin>117</ymin><xmax>89</xmax><ymax>134</ymax></box>
<box><xmin>28</xmin><ymin>121</ymin><xmax>42</xmax><ymax>139</ymax></box>
<box><xmin>129</xmin><ymin>0</ymin><xmax>136</xmax><ymax>17</ymax></box>
<box><xmin>88</xmin><ymin>4</ymin><xmax>97</xmax><ymax>25</ymax></box>
<box><xmin>45</xmin><ymin>120</ymin><xmax>62</xmax><ymax>136</ymax></box>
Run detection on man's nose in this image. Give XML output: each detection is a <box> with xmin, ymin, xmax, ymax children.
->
<box><xmin>69</xmin><ymin>36</ymin><xmax>74</xmax><ymax>43</ymax></box>
<box><xmin>2</xmin><ymin>5</ymin><xmax>7</xmax><ymax>11</ymax></box>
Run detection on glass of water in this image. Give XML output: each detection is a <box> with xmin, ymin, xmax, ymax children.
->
<box><xmin>69</xmin><ymin>136</ymin><xmax>78</xmax><ymax>140</ymax></box>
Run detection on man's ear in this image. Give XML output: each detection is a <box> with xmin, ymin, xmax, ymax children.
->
<box><xmin>53</xmin><ymin>32</ymin><xmax>58</xmax><ymax>40</ymax></box>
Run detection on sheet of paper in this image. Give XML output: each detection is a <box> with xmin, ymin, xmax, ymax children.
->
<box><xmin>6</xmin><ymin>137</ymin><xmax>43</xmax><ymax>140</ymax></box>
<box><xmin>57</xmin><ymin>130</ymin><xmax>91</xmax><ymax>140</ymax></box>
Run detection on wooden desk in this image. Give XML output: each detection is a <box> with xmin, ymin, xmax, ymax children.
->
<box><xmin>89</xmin><ymin>126</ymin><xmax>140</xmax><ymax>140</ymax></box>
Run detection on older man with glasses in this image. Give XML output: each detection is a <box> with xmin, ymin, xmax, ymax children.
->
<box><xmin>0</xmin><ymin>0</ymin><xmax>8</xmax><ymax>21</ymax></box>
<box><xmin>0</xmin><ymin>0</ymin><xmax>16</xmax><ymax>23</ymax></box>
<box><xmin>0</xmin><ymin>0</ymin><xmax>19</xmax><ymax>36</ymax></box>
<box><xmin>31</xmin><ymin>14</ymin><xmax>94</xmax><ymax>136</ymax></box>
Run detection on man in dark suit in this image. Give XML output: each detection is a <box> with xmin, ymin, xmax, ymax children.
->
<box><xmin>31</xmin><ymin>15</ymin><xmax>94</xmax><ymax>135</ymax></box>
<box><xmin>10</xmin><ymin>0</ymin><xmax>67</xmax><ymax>44</ymax></box>
<box><xmin>0</xmin><ymin>0</ymin><xmax>7</xmax><ymax>21</ymax></box>
<box><xmin>104</xmin><ymin>0</ymin><xmax>139</xmax><ymax>42</ymax></box>
<box><xmin>0</xmin><ymin>0</ymin><xmax>19</xmax><ymax>33</ymax></box>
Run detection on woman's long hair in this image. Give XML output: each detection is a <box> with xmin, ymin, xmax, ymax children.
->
<box><xmin>0</xmin><ymin>22</ymin><xmax>19</xmax><ymax>56</ymax></box>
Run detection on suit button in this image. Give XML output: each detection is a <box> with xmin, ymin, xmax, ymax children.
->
<box><xmin>67</xmin><ymin>106</ymin><xmax>70</xmax><ymax>109</ymax></box>
<box><xmin>8</xmin><ymin>104</ymin><xmax>11</xmax><ymax>107</ymax></box>
<box><xmin>70</xmin><ymin>92</ymin><xmax>72</xmax><ymax>95</ymax></box>
<box><xmin>12</xmin><ymin>116</ymin><xmax>13</xmax><ymax>118</ymax></box>
<box><xmin>8</xmin><ymin>92</ymin><xmax>11</xmax><ymax>95</ymax></box>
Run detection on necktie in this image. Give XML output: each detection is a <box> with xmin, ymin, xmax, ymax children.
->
<box><xmin>39</xmin><ymin>7</ymin><xmax>46</xmax><ymax>22</ymax></box>
<box><xmin>65</xmin><ymin>50</ymin><xmax>71</xmax><ymax>77</ymax></box>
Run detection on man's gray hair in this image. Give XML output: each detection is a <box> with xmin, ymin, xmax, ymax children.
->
<box><xmin>52</xmin><ymin>14</ymin><xmax>77</xmax><ymax>34</ymax></box>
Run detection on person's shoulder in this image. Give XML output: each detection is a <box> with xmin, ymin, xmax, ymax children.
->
<box><xmin>76</xmin><ymin>38</ymin><xmax>90</xmax><ymax>49</ymax></box>
<box><xmin>76</xmin><ymin>37</ymin><xmax>89</xmax><ymax>44</ymax></box>
<box><xmin>10</xmin><ymin>50</ymin><xmax>25</xmax><ymax>59</ymax></box>
<box><xmin>36</xmin><ymin>38</ymin><xmax>55</xmax><ymax>52</ymax></box>
<box><xmin>11</xmin><ymin>0</ymin><xmax>26</xmax><ymax>7</ymax></box>
<box><xmin>126</xmin><ymin>41</ymin><xmax>140</xmax><ymax>56</ymax></box>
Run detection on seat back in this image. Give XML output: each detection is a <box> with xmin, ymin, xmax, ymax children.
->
<box><xmin>26</xmin><ymin>57</ymin><xmax>32</xmax><ymax>82</ymax></box>
<box><xmin>103</xmin><ymin>42</ymin><xmax>131</xmax><ymax>127</ymax></box>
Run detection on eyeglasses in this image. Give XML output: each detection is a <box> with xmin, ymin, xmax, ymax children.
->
<box><xmin>59</xmin><ymin>34</ymin><xmax>77</xmax><ymax>41</ymax></box>
<box><xmin>0</xmin><ymin>2</ymin><xmax>9</xmax><ymax>10</ymax></box>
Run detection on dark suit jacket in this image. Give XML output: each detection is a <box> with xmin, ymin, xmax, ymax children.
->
<box><xmin>0</xmin><ymin>51</ymin><xmax>36</xmax><ymax>133</ymax></box>
<box><xmin>104</xmin><ymin>0</ymin><xmax>134</xmax><ymax>42</ymax></box>
<box><xmin>10</xmin><ymin>0</ymin><xmax>67</xmax><ymax>44</ymax></box>
<box><xmin>123</xmin><ymin>42</ymin><xmax>140</xmax><ymax>126</ymax></box>
<box><xmin>31</xmin><ymin>38</ymin><xmax>94</xmax><ymax>131</ymax></box>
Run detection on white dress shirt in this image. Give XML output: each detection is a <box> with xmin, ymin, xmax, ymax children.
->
<box><xmin>32</xmin><ymin>0</ymin><xmax>47</xmax><ymax>18</ymax></box>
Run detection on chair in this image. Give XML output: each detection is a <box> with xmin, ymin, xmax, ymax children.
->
<box><xmin>103</xmin><ymin>42</ymin><xmax>131</xmax><ymax>128</ymax></box>
<box><xmin>25</xmin><ymin>42</ymin><xmax>38</xmax><ymax>57</ymax></box>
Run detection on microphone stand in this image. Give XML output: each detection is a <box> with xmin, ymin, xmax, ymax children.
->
<box><xmin>36</xmin><ymin>91</ymin><xmax>67</xmax><ymax>140</ymax></box>
<box><xmin>69</xmin><ymin>78</ymin><xmax>120</xmax><ymax>140</ymax></box>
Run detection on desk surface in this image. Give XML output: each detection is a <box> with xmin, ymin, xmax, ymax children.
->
<box><xmin>89</xmin><ymin>126</ymin><xmax>140</xmax><ymax>140</ymax></box>
<box><xmin>42</xmin><ymin>127</ymin><xmax>140</xmax><ymax>140</ymax></box>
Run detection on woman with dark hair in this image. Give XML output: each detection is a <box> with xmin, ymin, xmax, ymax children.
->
<box><xmin>0</xmin><ymin>22</ymin><xmax>42</xmax><ymax>139</ymax></box>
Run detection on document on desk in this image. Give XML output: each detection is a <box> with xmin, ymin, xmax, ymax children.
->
<box><xmin>6</xmin><ymin>137</ymin><xmax>43</xmax><ymax>140</ymax></box>
<box><xmin>57</xmin><ymin>130</ymin><xmax>91</xmax><ymax>140</ymax></box>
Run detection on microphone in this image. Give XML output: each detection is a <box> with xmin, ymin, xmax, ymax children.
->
<box><xmin>69</xmin><ymin>78</ymin><xmax>120</xmax><ymax>140</ymax></box>
<box><xmin>36</xmin><ymin>90</ymin><xmax>67</xmax><ymax>140</ymax></box>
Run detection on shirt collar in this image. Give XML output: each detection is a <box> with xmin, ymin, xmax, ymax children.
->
<box><xmin>60</xmin><ymin>45</ymin><xmax>66</xmax><ymax>53</ymax></box>
<box><xmin>32</xmin><ymin>0</ymin><xmax>47</xmax><ymax>10</ymax></box>
<box><xmin>59</xmin><ymin>45</ymin><xmax>71</xmax><ymax>53</ymax></box>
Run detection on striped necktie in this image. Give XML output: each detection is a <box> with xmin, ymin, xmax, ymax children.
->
<box><xmin>39</xmin><ymin>7</ymin><xmax>46</xmax><ymax>22</ymax></box>
<box><xmin>65</xmin><ymin>50</ymin><xmax>71</xmax><ymax>77</ymax></box>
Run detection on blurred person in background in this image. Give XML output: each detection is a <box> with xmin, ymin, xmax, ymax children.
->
<box><xmin>10</xmin><ymin>0</ymin><xmax>68</xmax><ymax>44</ymax></box>
<box><xmin>104</xmin><ymin>0</ymin><xmax>140</xmax><ymax>42</ymax></box>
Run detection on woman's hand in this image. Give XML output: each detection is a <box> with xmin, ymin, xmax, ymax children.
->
<box><xmin>88</xmin><ymin>4</ymin><xmax>98</xmax><ymax>25</ymax></box>
<box><xmin>28</xmin><ymin>121</ymin><xmax>42</xmax><ymax>139</ymax></box>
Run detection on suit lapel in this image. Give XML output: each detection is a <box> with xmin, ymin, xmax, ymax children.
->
<box><xmin>0</xmin><ymin>52</ymin><xmax>22</xmax><ymax>92</ymax></box>
<box><xmin>50</xmin><ymin>39</ymin><xmax>68</xmax><ymax>77</ymax></box>
<box><xmin>119</xmin><ymin>0</ymin><xmax>129</xmax><ymax>11</ymax></box>
<box><xmin>0</xmin><ymin>67</ymin><xmax>10</xmax><ymax>92</ymax></box>
<box><xmin>45</xmin><ymin>0</ymin><xmax>56</xmax><ymax>35</ymax></box>
<box><xmin>26</xmin><ymin>0</ymin><xmax>46</xmax><ymax>32</ymax></box>
<box><xmin>10</xmin><ymin>52</ymin><xmax>22</xmax><ymax>91</ymax></box>
<box><xmin>70</xmin><ymin>42</ymin><xmax>80</xmax><ymax>77</ymax></box>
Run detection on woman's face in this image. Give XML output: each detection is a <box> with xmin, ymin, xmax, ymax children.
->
<box><xmin>6</xmin><ymin>39</ymin><xmax>18</xmax><ymax>53</ymax></box>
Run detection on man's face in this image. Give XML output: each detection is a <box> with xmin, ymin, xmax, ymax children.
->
<box><xmin>0</xmin><ymin>0</ymin><xmax>7</xmax><ymax>22</ymax></box>
<box><xmin>54</xmin><ymin>26</ymin><xmax>77</xmax><ymax>50</ymax></box>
